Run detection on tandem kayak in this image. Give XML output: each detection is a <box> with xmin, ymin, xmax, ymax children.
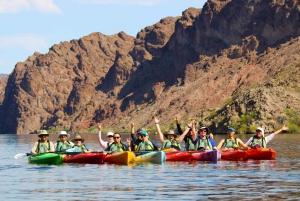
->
<box><xmin>191</xmin><ymin>150</ymin><xmax>221</xmax><ymax>162</ymax></box>
<box><xmin>104</xmin><ymin>151</ymin><xmax>135</xmax><ymax>165</ymax></box>
<box><xmin>135</xmin><ymin>151</ymin><xmax>166</xmax><ymax>164</ymax></box>
<box><xmin>247</xmin><ymin>148</ymin><xmax>276</xmax><ymax>160</ymax></box>
<box><xmin>63</xmin><ymin>152</ymin><xmax>105</xmax><ymax>164</ymax></box>
<box><xmin>28</xmin><ymin>153</ymin><xmax>63</xmax><ymax>165</ymax></box>
<box><xmin>221</xmin><ymin>149</ymin><xmax>248</xmax><ymax>161</ymax></box>
<box><xmin>165</xmin><ymin>151</ymin><xmax>192</xmax><ymax>162</ymax></box>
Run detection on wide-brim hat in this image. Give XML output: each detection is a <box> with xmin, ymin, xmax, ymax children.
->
<box><xmin>164</xmin><ymin>130</ymin><xmax>177</xmax><ymax>138</ymax></box>
<box><xmin>72</xmin><ymin>135</ymin><xmax>85</xmax><ymax>143</ymax></box>
<box><xmin>38</xmin><ymin>130</ymin><xmax>49</xmax><ymax>137</ymax></box>
<box><xmin>198</xmin><ymin>126</ymin><xmax>209</xmax><ymax>134</ymax></box>
<box><xmin>57</xmin><ymin>130</ymin><xmax>70</xmax><ymax>138</ymax></box>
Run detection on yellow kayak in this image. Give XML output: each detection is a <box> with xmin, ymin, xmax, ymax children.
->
<box><xmin>104</xmin><ymin>151</ymin><xmax>135</xmax><ymax>165</ymax></box>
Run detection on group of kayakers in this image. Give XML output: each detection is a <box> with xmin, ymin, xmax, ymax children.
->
<box><xmin>31</xmin><ymin>117</ymin><xmax>289</xmax><ymax>155</ymax></box>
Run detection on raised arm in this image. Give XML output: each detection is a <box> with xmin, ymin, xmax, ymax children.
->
<box><xmin>97</xmin><ymin>123</ymin><xmax>107</xmax><ymax>149</ymax></box>
<box><xmin>175</xmin><ymin>116</ymin><xmax>183</xmax><ymax>134</ymax></box>
<box><xmin>273</xmin><ymin>126</ymin><xmax>289</xmax><ymax>136</ymax></box>
<box><xmin>191</xmin><ymin>120</ymin><xmax>197</xmax><ymax>141</ymax></box>
<box><xmin>130</xmin><ymin>121</ymin><xmax>138</xmax><ymax>141</ymax></box>
<box><xmin>155</xmin><ymin>117</ymin><xmax>164</xmax><ymax>143</ymax></box>
<box><xmin>176</xmin><ymin>122</ymin><xmax>192</xmax><ymax>143</ymax></box>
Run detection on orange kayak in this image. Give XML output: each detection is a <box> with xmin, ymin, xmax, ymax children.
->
<box><xmin>63</xmin><ymin>152</ymin><xmax>105</xmax><ymax>164</ymax></box>
<box><xmin>221</xmin><ymin>149</ymin><xmax>248</xmax><ymax>161</ymax></box>
<box><xmin>104</xmin><ymin>151</ymin><xmax>135</xmax><ymax>165</ymax></box>
<box><xmin>247</xmin><ymin>148</ymin><xmax>276</xmax><ymax>160</ymax></box>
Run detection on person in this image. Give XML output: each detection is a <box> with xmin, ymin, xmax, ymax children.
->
<box><xmin>154</xmin><ymin>117</ymin><xmax>182</xmax><ymax>151</ymax></box>
<box><xmin>55</xmin><ymin>131</ymin><xmax>74</xmax><ymax>152</ymax></box>
<box><xmin>194</xmin><ymin>126</ymin><xmax>217</xmax><ymax>150</ymax></box>
<box><xmin>130</xmin><ymin>120</ymin><xmax>143</xmax><ymax>151</ymax></box>
<box><xmin>71</xmin><ymin>135</ymin><xmax>91</xmax><ymax>153</ymax></box>
<box><xmin>97</xmin><ymin>123</ymin><xmax>114</xmax><ymax>150</ymax></box>
<box><xmin>176</xmin><ymin>120</ymin><xmax>198</xmax><ymax>151</ymax></box>
<box><xmin>216</xmin><ymin>127</ymin><xmax>249</xmax><ymax>150</ymax></box>
<box><xmin>31</xmin><ymin>130</ymin><xmax>55</xmax><ymax>154</ymax></box>
<box><xmin>136</xmin><ymin>131</ymin><xmax>160</xmax><ymax>151</ymax></box>
<box><xmin>245</xmin><ymin>126</ymin><xmax>289</xmax><ymax>148</ymax></box>
<box><xmin>105</xmin><ymin>133</ymin><xmax>131</xmax><ymax>152</ymax></box>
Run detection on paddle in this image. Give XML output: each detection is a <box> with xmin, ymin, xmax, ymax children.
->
<box><xmin>14</xmin><ymin>153</ymin><xmax>32</xmax><ymax>159</ymax></box>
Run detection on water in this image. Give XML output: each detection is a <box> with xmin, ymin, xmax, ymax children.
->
<box><xmin>1</xmin><ymin>133</ymin><xmax>300</xmax><ymax>200</ymax></box>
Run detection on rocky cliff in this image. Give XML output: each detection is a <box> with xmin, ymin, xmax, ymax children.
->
<box><xmin>0</xmin><ymin>0</ymin><xmax>300</xmax><ymax>134</ymax></box>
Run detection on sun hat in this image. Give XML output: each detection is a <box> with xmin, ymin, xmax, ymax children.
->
<box><xmin>228</xmin><ymin>127</ymin><xmax>235</xmax><ymax>132</ymax></box>
<box><xmin>72</xmin><ymin>135</ymin><xmax>85</xmax><ymax>143</ymax></box>
<box><xmin>38</xmin><ymin>130</ymin><xmax>49</xmax><ymax>137</ymax></box>
<box><xmin>106</xmin><ymin>132</ymin><xmax>114</xmax><ymax>137</ymax></box>
<box><xmin>57</xmin><ymin>130</ymin><xmax>70</xmax><ymax>138</ymax></box>
<box><xmin>256</xmin><ymin>127</ymin><xmax>264</xmax><ymax>137</ymax></box>
<box><xmin>141</xmin><ymin>131</ymin><xmax>148</xmax><ymax>136</ymax></box>
<box><xmin>163</xmin><ymin>130</ymin><xmax>177</xmax><ymax>138</ymax></box>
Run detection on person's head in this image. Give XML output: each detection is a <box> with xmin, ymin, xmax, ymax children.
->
<box><xmin>227</xmin><ymin>127</ymin><xmax>235</xmax><ymax>137</ymax></box>
<box><xmin>198</xmin><ymin>126</ymin><xmax>209</xmax><ymax>138</ymax></box>
<box><xmin>57</xmin><ymin>131</ymin><xmax>70</xmax><ymax>142</ymax></box>
<box><xmin>106</xmin><ymin>132</ymin><xmax>114</xmax><ymax>142</ymax></box>
<box><xmin>164</xmin><ymin>130</ymin><xmax>177</xmax><ymax>140</ymax></box>
<box><xmin>72</xmin><ymin>135</ymin><xmax>85</xmax><ymax>145</ymax></box>
<box><xmin>113</xmin><ymin>133</ymin><xmax>121</xmax><ymax>143</ymax></box>
<box><xmin>136</xmin><ymin>128</ymin><xmax>143</xmax><ymax>138</ymax></box>
<box><xmin>140</xmin><ymin>131</ymin><xmax>149</xmax><ymax>141</ymax></box>
<box><xmin>255</xmin><ymin>127</ymin><xmax>264</xmax><ymax>138</ymax></box>
<box><xmin>38</xmin><ymin>130</ymin><xmax>49</xmax><ymax>142</ymax></box>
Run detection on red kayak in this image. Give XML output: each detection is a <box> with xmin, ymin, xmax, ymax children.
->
<box><xmin>63</xmin><ymin>152</ymin><xmax>105</xmax><ymax>164</ymax></box>
<box><xmin>221</xmin><ymin>149</ymin><xmax>248</xmax><ymax>161</ymax></box>
<box><xmin>165</xmin><ymin>151</ymin><xmax>192</xmax><ymax>162</ymax></box>
<box><xmin>247</xmin><ymin>148</ymin><xmax>276</xmax><ymax>160</ymax></box>
<box><xmin>191</xmin><ymin>150</ymin><xmax>221</xmax><ymax>162</ymax></box>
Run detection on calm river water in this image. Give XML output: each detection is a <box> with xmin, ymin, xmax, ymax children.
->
<box><xmin>1</xmin><ymin>133</ymin><xmax>300</xmax><ymax>200</ymax></box>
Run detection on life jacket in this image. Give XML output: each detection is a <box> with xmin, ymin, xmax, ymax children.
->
<box><xmin>195</xmin><ymin>137</ymin><xmax>212</xmax><ymax>150</ymax></box>
<box><xmin>162</xmin><ymin>139</ymin><xmax>181</xmax><ymax>150</ymax></box>
<box><xmin>223</xmin><ymin>138</ymin><xmax>238</xmax><ymax>149</ymax></box>
<box><xmin>251</xmin><ymin>135</ymin><xmax>266</xmax><ymax>148</ymax></box>
<box><xmin>72</xmin><ymin>144</ymin><xmax>88</xmax><ymax>152</ymax></box>
<box><xmin>137</xmin><ymin>140</ymin><xmax>154</xmax><ymax>151</ymax></box>
<box><xmin>37</xmin><ymin>140</ymin><xmax>50</xmax><ymax>154</ymax></box>
<box><xmin>185</xmin><ymin>137</ymin><xmax>195</xmax><ymax>151</ymax></box>
<box><xmin>106</xmin><ymin>142</ymin><xmax>127</xmax><ymax>152</ymax></box>
<box><xmin>56</xmin><ymin>140</ymin><xmax>72</xmax><ymax>152</ymax></box>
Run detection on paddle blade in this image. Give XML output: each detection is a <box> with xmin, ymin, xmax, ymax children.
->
<box><xmin>14</xmin><ymin>153</ymin><xmax>27</xmax><ymax>159</ymax></box>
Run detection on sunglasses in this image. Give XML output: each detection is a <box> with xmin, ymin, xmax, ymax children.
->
<box><xmin>199</xmin><ymin>130</ymin><xmax>207</xmax><ymax>132</ymax></box>
<box><xmin>75</xmin><ymin>139</ymin><xmax>82</xmax><ymax>141</ymax></box>
<box><xmin>113</xmin><ymin>137</ymin><xmax>120</xmax><ymax>139</ymax></box>
<box><xmin>141</xmin><ymin>135</ymin><xmax>147</xmax><ymax>138</ymax></box>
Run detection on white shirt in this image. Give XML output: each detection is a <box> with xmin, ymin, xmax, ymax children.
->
<box><xmin>98</xmin><ymin>131</ymin><xmax>109</xmax><ymax>150</ymax></box>
<box><xmin>245</xmin><ymin>133</ymin><xmax>275</xmax><ymax>146</ymax></box>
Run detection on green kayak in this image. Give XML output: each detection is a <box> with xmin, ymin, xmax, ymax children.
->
<box><xmin>28</xmin><ymin>153</ymin><xmax>63</xmax><ymax>165</ymax></box>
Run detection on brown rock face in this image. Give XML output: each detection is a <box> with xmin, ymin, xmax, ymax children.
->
<box><xmin>0</xmin><ymin>74</ymin><xmax>8</xmax><ymax>104</ymax></box>
<box><xmin>1</xmin><ymin>0</ymin><xmax>300</xmax><ymax>134</ymax></box>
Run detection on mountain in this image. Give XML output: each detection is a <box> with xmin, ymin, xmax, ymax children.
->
<box><xmin>0</xmin><ymin>0</ymin><xmax>300</xmax><ymax>134</ymax></box>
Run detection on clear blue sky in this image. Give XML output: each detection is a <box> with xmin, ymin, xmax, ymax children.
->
<box><xmin>0</xmin><ymin>0</ymin><xmax>207</xmax><ymax>74</ymax></box>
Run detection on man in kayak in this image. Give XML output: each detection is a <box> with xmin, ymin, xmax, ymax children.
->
<box><xmin>97</xmin><ymin>123</ymin><xmax>114</xmax><ymax>150</ymax></box>
<box><xmin>245</xmin><ymin>126</ymin><xmax>289</xmax><ymax>148</ymax></box>
<box><xmin>154</xmin><ymin>117</ymin><xmax>182</xmax><ymax>151</ymax></box>
<box><xmin>136</xmin><ymin>131</ymin><xmax>160</xmax><ymax>151</ymax></box>
<box><xmin>194</xmin><ymin>126</ymin><xmax>217</xmax><ymax>151</ymax></box>
<box><xmin>55</xmin><ymin>131</ymin><xmax>74</xmax><ymax>152</ymax></box>
<box><xmin>31</xmin><ymin>130</ymin><xmax>55</xmax><ymax>155</ymax></box>
<box><xmin>130</xmin><ymin>120</ymin><xmax>143</xmax><ymax>151</ymax></box>
<box><xmin>71</xmin><ymin>135</ymin><xmax>92</xmax><ymax>153</ymax></box>
<box><xmin>216</xmin><ymin>127</ymin><xmax>249</xmax><ymax>150</ymax></box>
<box><xmin>105</xmin><ymin>133</ymin><xmax>131</xmax><ymax>152</ymax></box>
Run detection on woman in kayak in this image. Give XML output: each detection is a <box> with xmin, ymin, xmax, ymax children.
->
<box><xmin>71</xmin><ymin>135</ymin><xmax>92</xmax><ymax>153</ymax></box>
<box><xmin>55</xmin><ymin>131</ymin><xmax>74</xmax><ymax>152</ymax></box>
<box><xmin>97</xmin><ymin>123</ymin><xmax>114</xmax><ymax>150</ymax></box>
<box><xmin>105</xmin><ymin>133</ymin><xmax>131</xmax><ymax>152</ymax></box>
<box><xmin>216</xmin><ymin>127</ymin><xmax>249</xmax><ymax>150</ymax></box>
<box><xmin>31</xmin><ymin>130</ymin><xmax>55</xmax><ymax>154</ymax></box>
<box><xmin>245</xmin><ymin>126</ymin><xmax>289</xmax><ymax>148</ymax></box>
<box><xmin>136</xmin><ymin>131</ymin><xmax>160</xmax><ymax>151</ymax></box>
<box><xmin>130</xmin><ymin>120</ymin><xmax>143</xmax><ymax>151</ymax></box>
<box><xmin>154</xmin><ymin>117</ymin><xmax>182</xmax><ymax>151</ymax></box>
<box><xmin>194</xmin><ymin>126</ymin><xmax>217</xmax><ymax>151</ymax></box>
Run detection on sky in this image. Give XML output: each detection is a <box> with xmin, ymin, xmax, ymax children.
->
<box><xmin>0</xmin><ymin>0</ymin><xmax>207</xmax><ymax>74</ymax></box>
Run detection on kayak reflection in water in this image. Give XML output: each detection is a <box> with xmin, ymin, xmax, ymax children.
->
<box><xmin>245</xmin><ymin>126</ymin><xmax>289</xmax><ymax>148</ymax></box>
<box><xmin>31</xmin><ymin>130</ymin><xmax>55</xmax><ymax>155</ymax></box>
<box><xmin>105</xmin><ymin>133</ymin><xmax>131</xmax><ymax>152</ymax></box>
<box><xmin>216</xmin><ymin>127</ymin><xmax>249</xmax><ymax>150</ymax></box>
<box><xmin>71</xmin><ymin>135</ymin><xmax>92</xmax><ymax>153</ymax></box>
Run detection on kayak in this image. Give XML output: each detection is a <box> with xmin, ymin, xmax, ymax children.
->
<box><xmin>191</xmin><ymin>150</ymin><xmax>221</xmax><ymax>162</ymax></box>
<box><xmin>135</xmin><ymin>151</ymin><xmax>166</xmax><ymax>164</ymax></box>
<box><xmin>247</xmin><ymin>148</ymin><xmax>276</xmax><ymax>160</ymax></box>
<box><xmin>28</xmin><ymin>153</ymin><xmax>63</xmax><ymax>165</ymax></box>
<box><xmin>63</xmin><ymin>152</ymin><xmax>105</xmax><ymax>164</ymax></box>
<box><xmin>221</xmin><ymin>149</ymin><xmax>248</xmax><ymax>161</ymax></box>
<box><xmin>165</xmin><ymin>151</ymin><xmax>192</xmax><ymax>162</ymax></box>
<box><xmin>104</xmin><ymin>151</ymin><xmax>135</xmax><ymax>165</ymax></box>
